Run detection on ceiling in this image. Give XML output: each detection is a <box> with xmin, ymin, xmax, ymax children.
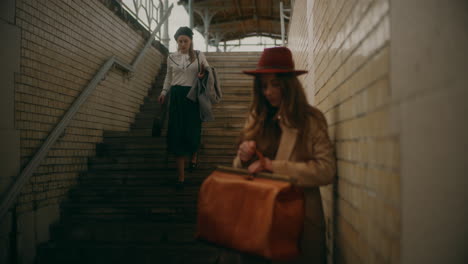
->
<box><xmin>177</xmin><ymin>0</ymin><xmax>292</xmax><ymax>43</ymax></box>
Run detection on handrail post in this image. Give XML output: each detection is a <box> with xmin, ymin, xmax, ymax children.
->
<box><xmin>163</xmin><ymin>0</ymin><xmax>170</xmax><ymax>48</ymax></box>
<box><xmin>189</xmin><ymin>0</ymin><xmax>193</xmax><ymax>29</ymax></box>
<box><xmin>280</xmin><ymin>1</ymin><xmax>291</xmax><ymax>47</ymax></box>
<box><xmin>132</xmin><ymin>3</ymin><xmax>173</xmax><ymax>68</ymax></box>
<box><xmin>280</xmin><ymin>1</ymin><xmax>285</xmax><ymax>46</ymax></box>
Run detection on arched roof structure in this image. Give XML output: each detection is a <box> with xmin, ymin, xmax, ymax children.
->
<box><xmin>177</xmin><ymin>0</ymin><xmax>292</xmax><ymax>47</ymax></box>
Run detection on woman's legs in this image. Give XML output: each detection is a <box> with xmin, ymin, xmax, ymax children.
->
<box><xmin>176</xmin><ymin>156</ymin><xmax>185</xmax><ymax>182</ymax></box>
<box><xmin>191</xmin><ymin>152</ymin><xmax>198</xmax><ymax>164</ymax></box>
<box><xmin>167</xmin><ymin>85</ymin><xmax>201</xmax><ymax>181</ymax></box>
<box><xmin>188</xmin><ymin>151</ymin><xmax>199</xmax><ymax>173</ymax></box>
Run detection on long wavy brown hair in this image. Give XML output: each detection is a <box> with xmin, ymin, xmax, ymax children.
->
<box><xmin>240</xmin><ymin>73</ymin><xmax>328</xmax><ymax>155</ymax></box>
<box><xmin>188</xmin><ymin>42</ymin><xmax>195</xmax><ymax>63</ymax></box>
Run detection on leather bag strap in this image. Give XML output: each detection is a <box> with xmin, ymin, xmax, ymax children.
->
<box><xmin>255</xmin><ymin>150</ymin><xmax>266</xmax><ymax>168</ymax></box>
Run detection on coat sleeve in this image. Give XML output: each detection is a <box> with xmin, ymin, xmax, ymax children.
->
<box><xmin>199</xmin><ymin>51</ymin><xmax>210</xmax><ymax>67</ymax></box>
<box><xmin>233</xmin><ymin>155</ymin><xmax>243</xmax><ymax>168</ymax></box>
<box><xmin>271</xmin><ymin>125</ymin><xmax>336</xmax><ymax>187</ymax></box>
<box><xmin>232</xmin><ymin>115</ymin><xmax>254</xmax><ymax>168</ymax></box>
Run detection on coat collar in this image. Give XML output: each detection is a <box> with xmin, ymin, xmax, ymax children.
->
<box><xmin>275</xmin><ymin>118</ymin><xmax>298</xmax><ymax>161</ymax></box>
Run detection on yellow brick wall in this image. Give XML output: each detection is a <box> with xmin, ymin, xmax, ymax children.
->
<box><xmin>14</xmin><ymin>0</ymin><xmax>165</xmax><ymax>213</ymax></box>
<box><xmin>288</xmin><ymin>0</ymin><xmax>399</xmax><ymax>263</ymax></box>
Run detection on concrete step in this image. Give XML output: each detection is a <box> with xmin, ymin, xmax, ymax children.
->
<box><xmin>75</xmin><ymin>179</ymin><xmax>204</xmax><ymax>190</ymax></box>
<box><xmin>96</xmin><ymin>142</ymin><xmax>238</xmax><ymax>158</ymax></box>
<box><xmin>62</xmin><ymin>197</ymin><xmax>199</xmax><ymax>209</ymax></box>
<box><xmin>49</xmin><ymin>221</ymin><xmax>198</xmax><ymax>243</ymax></box>
<box><xmin>95</xmin><ymin>147</ymin><xmax>237</xmax><ymax>158</ymax></box>
<box><xmin>205</xmin><ymin>55</ymin><xmax>260</xmax><ymax>62</ymax></box>
<box><xmin>88</xmin><ymin>160</ymin><xmax>233</xmax><ymax>171</ymax></box>
<box><xmin>140</xmin><ymin>102</ymin><xmax>249</xmax><ymax>111</ymax></box>
<box><xmin>134</xmin><ymin>109</ymin><xmax>249</xmax><ymax>121</ymax></box>
<box><xmin>100</xmin><ymin>136</ymin><xmax>165</xmax><ymax>144</ymax></box>
<box><xmin>139</xmin><ymin>93</ymin><xmax>252</xmax><ymax>106</ymax></box>
<box><xmin>205</xmin><ymin>51</ymin><xmax>261</xmax><ymax>56</ymax></box>
<box><xmin>36</xmin><ymin>241</ymin><xmax>220</xmax><ymax>264</ymax></box>
<box><xmin>206</xmin><ymin>59</ymin><xmax>260</xmax><ymax>64</ymax></box>
<box><xmin>97</xmin><ymin>139</ymin><xmax>237</xmax><ymax>150</ymax></box>
<box><xmin>139</xmin><ymin>102</ymin><xmax>161</xmax><ymax>111</ymax></box>
<box><xmin>140</xmin><ymin>94</ymin><xmax>252</xmax><ymax>106</ymax></box>
<box><xmin>212</xmin><ymin>67</ymin><xmax>257</xmax><ymax>74</ymax></box>
<box><xmin>103</xmin><ymin>128</ymin><xmax>241</xmax><ymax>138</ymax></box>
<box><xmin>132</xmin><ymin>120</ymin><xmax>245</xmax><ymax>130</ymax></box>
<box><xmin>211</xmin><ymin>103</ymin><xmax>250</xmax><ymax>111</ymax></box>
<box><xmin>210</xmin><ymin>110</ymin><xmax>249</xmax><ymax>118</ymax></box>
<box><xmin>88</xmin><ymin>155</ymin><xmax>234</xmax><ymax>168</ymax></box>
<box><xmin>102</xmin><ymin>135</ymin><xmax>238</xmax><ymax>145</ymax></box>
<box><xmin>215</xmin><ymin>73</ymin><xmax>255</xmax><ymax>80</ymax></box>
<box><xmin>203</xmin><ymin>121</ymin><xmax>244</xmax><ymax>129</ymax></box>
<box><xmin>60</xmin><ymin>209</ymin><xmax>198</xmax><ymax>223</ymax></box>
<box><xmin>86</xmin><ymin>163</ymin><xmax>232</xmax><ymax>172</ymax></box>
<box><xmin>137</xmin><ymin>109</ymin><xmax>249</xmax><ymax>119</ymax></box>
<box><xmin>219</xmin><ymin>94</ymin><xmax>252</xmax><ymax>101</ymax></box>
<box><xmin>131</xmin><ymin>117</ymin><xmax>245</xmax><ymax>129</ymax></box>
<box><xmin>67</xmin><ymin>185</ymin><xmax>200</xmax><ymax>195</ymax></box>
<box><xmin>209</xmin><ymin>63</ymin><xmax>258</xmax><ymax>69</ymax></box>
<box><xmin>79</xmin><ymin>170</ymin><xmax>209</xmax><ymax>182</ymax></box>
<box><xmin>217</xmin><ymin>79</ymin><xmax>253</xmax><ymax>86</ymax></box>
<box><xmin>60</xmin><ymin>200</ymin><xmax>198</xmax><ymax>215</ymax></box>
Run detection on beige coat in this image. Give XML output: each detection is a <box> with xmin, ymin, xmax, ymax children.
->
<box><xmin>233</xmin><ymin>115</ymin><xmax>336</xmax><ymax>263</ymax></box>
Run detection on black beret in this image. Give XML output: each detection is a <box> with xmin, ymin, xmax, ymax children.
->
<box><xmin>174</xmin><ymin>26</ymin><xmax>193</xmax><ymax>40</ymax></box>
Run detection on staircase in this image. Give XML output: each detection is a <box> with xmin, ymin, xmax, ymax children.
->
<box><xmin>36</xmin><ymin>52</ymin><xmax>261</xmax><ymax>264</ymax></box>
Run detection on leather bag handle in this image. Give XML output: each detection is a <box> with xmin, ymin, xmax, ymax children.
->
<box><xmin>255</xmin><ymin>150</ymin><xmax>266</xmax><ymax>168</ymax></box>
<box><xmin>244</xmin><ymin>150</ymin><xmax>266</xmax><ymax>180</ymax></box>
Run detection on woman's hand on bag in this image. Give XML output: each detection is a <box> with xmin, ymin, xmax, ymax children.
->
<box><xmin>158</xmin><ymin>94</ymin><xmax>165</xmax><ymax>104</ymax></box>
<box><xmin>248</xmin><ymin>158</ymin><xmax>273</xmax><ymax>174</ymax></box>
<box><xmin>238</xmin><ymin>141</ymin><xmax>256</xmax><ymax>162</ymax></box>
<box><xmin>198</xmin><ymin>64</ymin><xmax>205</xmax><ymax>78</ymax></box>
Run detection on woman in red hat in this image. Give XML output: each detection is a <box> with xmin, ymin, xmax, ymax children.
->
<box><xmin>158</xmin><ymin>26</ymin><xmax>208</xmax><ymax>189</ymax></box>
<box><xmin>231</xmin><ymin>46</ymin><xmax>336</xmax><ymax>263</ymax></box>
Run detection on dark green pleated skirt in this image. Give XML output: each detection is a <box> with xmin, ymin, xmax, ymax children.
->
<box><xmin>167</xmin><ymin>85</ymin><xmax>201</xmax><ymax>156</ymax></box>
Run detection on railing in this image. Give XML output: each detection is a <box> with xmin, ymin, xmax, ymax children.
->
<box><xmin>118</xmin><ymin>0</ymin><xmax>170</xmax><ymax>47</ymax></box>
<box><xmin>0</xmin><ymin>2</ymin><xmax>174</xmax><ymax>220</ymax></box>
<box><xmin>280</xmin><ymin>1</ymin><xmax>291</xmax><ymax>46</ymax></box>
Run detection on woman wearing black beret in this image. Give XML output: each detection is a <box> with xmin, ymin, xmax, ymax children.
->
<box><xmin>158</xmin><ymin>26</ymin><xmax>209</xmax><ymax>189</ymax></box>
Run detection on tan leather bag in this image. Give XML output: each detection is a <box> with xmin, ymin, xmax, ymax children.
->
<box><xmin>196</xmin><ymin>157</ymin><xmax>305</xmax><ymax>260</ymax></box>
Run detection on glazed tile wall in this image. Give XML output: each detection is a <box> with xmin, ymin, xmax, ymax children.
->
<box><xmin>288</xmin><ymin>0</ymin><xmax>399</xmax><ymax>263</ymax></box>
<box><xmin>14</xmin><ymin>0</ymin><xmax>164</xmax><ymax>214</ymax></box>
<box><xmin>391</xmin><ymin>1</ymin><xmax>468</xmax><ymax>263</ymax></box>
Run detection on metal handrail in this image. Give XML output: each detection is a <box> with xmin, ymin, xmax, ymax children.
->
<box><xmin>118</xmin><ymin>0</ymin><xmax>162</xmax><ymax>35</ymax></box>
<box><xmin>0</xmin><ymin>3</ymin><xmax>173</xmax><ymax>220</ymax></box>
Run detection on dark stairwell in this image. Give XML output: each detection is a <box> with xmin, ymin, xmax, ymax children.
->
<box><xmin>35</xmin><ymin>52</ymin><xmax>260</xmax><ymax>264</ymax></box>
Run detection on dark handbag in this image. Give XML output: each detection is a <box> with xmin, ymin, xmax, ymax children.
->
<box><xmin>196</xmin><ymin>152</ymin><xmax>305</xmax><ymax>260</ymax></box>
<box><xmin>152</xmin><ymin>100</ymin><xmax>168</xmax><ymax>137</ymax></box>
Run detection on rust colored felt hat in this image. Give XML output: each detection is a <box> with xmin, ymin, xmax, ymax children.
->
<box><xmin>243</xmin><ymin>46</ymin><xmax>308</xmax><ymax>76</ymax></box>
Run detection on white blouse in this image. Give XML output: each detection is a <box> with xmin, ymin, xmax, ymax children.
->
<box><xmin>161</xmin><ymin>51</ymin><xmax>209</xmax><ymax>96</ymax></box>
